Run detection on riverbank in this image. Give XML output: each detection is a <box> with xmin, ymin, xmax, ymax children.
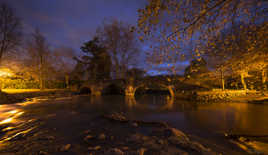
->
<box><xmin>0</xmin><ymin>89</ymin><xmax>73</xmax><ymax>105</ymax></box>
<box><xmin>194</xmin><ymin>89</ymin><xmax>268</xmax><ymax>103</ymax></box>
<box><xmin>0</xmin><ymin>112</ymin><xmax>218</xmax><ymax>154</ymax></box>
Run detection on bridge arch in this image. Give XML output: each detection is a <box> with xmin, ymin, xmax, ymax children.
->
<box><xmin>127</xmin><ymin>83</ymin><xmax>175</xmax><ymax>98</ymax></box>
<box><xmin>79</xmin><ymin>86</ymin><xmax>91</xmax><ymax>94</ymax></box>
<box><xmin>102</xmin><ymin>83</ymin><xmax>125</xmax><ymax>95</ymax></box>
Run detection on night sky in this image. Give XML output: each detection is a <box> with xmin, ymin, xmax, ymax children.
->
<box><xmin>1</xmin><ymin>0</ymin><xmax>188</xmax><ymax>75</ymax></box>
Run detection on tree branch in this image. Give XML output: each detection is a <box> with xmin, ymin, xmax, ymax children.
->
<box><xmin>167</xmin><ymin>0</ymin><xmax>232</xmax><ymax>38</ymax></box>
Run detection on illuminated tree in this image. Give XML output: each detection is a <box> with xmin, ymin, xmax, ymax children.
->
<box><xmin>0</xmin><ymin>3</ymin><xmax>22</xmax><ymax>66</ymax></box>
<box><xmin>96</xmin><ymin>19</ymin><xmax>140</xmax><ymax>79</ymax></box>
<box><xmin>138</xmin><ymin>0</ymin><xmax>267</xmax><ymax>78</ymax></box>
<box><xmin>203</xmin><ymin>22</ymin><xmax>268</xmax><ymax>90</ymax></box>
<box><xmin>184</xmin><ymin>58</ymin><xmax>208</xmax><ymax>79</ymax></box>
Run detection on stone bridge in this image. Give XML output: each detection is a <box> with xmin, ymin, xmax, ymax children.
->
<box><xmin>79</xmin><ymin>77</ymin><xmax>177</xmax><ymax>97</ymax></box>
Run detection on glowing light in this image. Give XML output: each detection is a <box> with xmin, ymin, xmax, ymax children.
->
<box><xmin>0</xmin><ymin>118</ymin><xmax>13</xmax><ymax>124</ymax></box>
<box><xmin>8</xmin><ymin>110</ymin><xmax>18</xmax><ymax>114</ymax></box>
<box><xmin>2</xmin><ymin>126</ymin><xmax>15</xmax><ymax>131</ymax></box>
<box><xmin>0</xmin><ymin>68</ymin><xmax>13</xmax><ymax>77</ymax></box>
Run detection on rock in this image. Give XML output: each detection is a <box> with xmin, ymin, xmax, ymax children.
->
<box><xmin>60</xmin><ymin>144</ymin><xmax>71</xmax><ymax>151</ymax></box>
<box><xmin>105</xmin><ymin>113</ymin><xmax>127</xmax><ymax>121</ymax></box>
<box><xmin>121</xmin><ymin>146</ymin><xmax>129</xmax><ymax>150</ymax></box>
<box><xmin>98</xmin><ymin>133</ymin><xmax>106</xmax><ymax>140</ymax></box>
<box><xmin>39</xmin><ymin>151</ymin><xmax>48</xmax><ymax>155</ymax></box>
<box><xmin>157</xmin><ymin>139</ymin><xmax>165</xmax><ymax>145</ymax></box>
<box><xmin>105</xmin><ymin>148</ymin><xmax>124</xmax><ymax>155</ymax></box>
<box><xmin>165</xmin><ymin>128</ymin><xmax>189</xmax><ymax>142</ymax></box>
<box><xmin>84</xmin><ymin>129</ymin><xmax>91</xmax><ymax>134</ymax></box>
<box><xmin>132</xmin><ymin>122</ymin><xmax>138</xmax><ymax>127</ymax></box>
<box><xmin>88</xmin><ymin>145</ymin><xmax>101</xmax><ymax>151</ymax></box>
<box><xmin>128</xmin><ymin>133</ymin><xmax>142</xmax><ymax>142</ymax></box>
<box><xmin>188</xmin><ymin>141</ymin><xmax>217</xmax><ymax>154</ymax></box>
<box><xmin>138</xmin><ymin>148</ymin><xmax>146</xmax><ymax>155</ymax></box>
<box><xmin>84</xmin><ymin>135</ymin><xmax>94</xmax><ymax>141</ymax></box>
<box><xmin>46</xmin><ymin>136</ymin><xmax>55</xmax><ymax>140</ymax></box>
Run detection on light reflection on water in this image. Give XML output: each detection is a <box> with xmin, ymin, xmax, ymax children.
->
<box><xmin>0</xmin><ymin>94</ymin><xmax>267</xmax><ymax>153</ymax></box>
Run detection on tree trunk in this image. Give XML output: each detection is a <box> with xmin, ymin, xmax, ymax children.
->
<box><xmin>0</xmin><ymin>55</ymin><xmax>2</xmax><ymax>67</ymax></box>
<box><xmin>262</xmin><ymin>69</ymin><xmax>267</xmax><ymax>90</ymax></box>
<box><xmin>240</xmin><ymin>73</ymin><xmax>247</xmax><ymax>90</ymax></box>
<box><xmin>168</xmin><ymin>85</ymin><xmax>175</xmax><ymax>98</ymax></box>
<box><xmin>220</xmin><ymin>67</ymin><xmax>225</xmax><ymax>90</ymax></box>
<box><xmin>65</xmin><ymin>75</ymin><xmax>70</xmax><ymax>89</ymax></box>
<box><xmin>40</xmin><ymin>56</ymin><xmax>44</xmax><ymax>90</ymax></box>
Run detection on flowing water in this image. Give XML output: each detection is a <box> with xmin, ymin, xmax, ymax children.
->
<box><xmin>0</xmin><ymin>94</ymin><xmax>268</xmax><ymax>154</ymax></box>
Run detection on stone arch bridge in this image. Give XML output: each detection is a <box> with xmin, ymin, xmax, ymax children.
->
<box><xmin>79</xmin><ymin>77</ymin><xmax>177</xmax><ymax>97</ymax></box>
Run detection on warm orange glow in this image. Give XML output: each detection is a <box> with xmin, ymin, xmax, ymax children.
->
<box><xmin>8</xmin><ymin>110</ymin><xmax>19</xmax><ymax>114</ymax></box>
<box><xmin>0</xmin><ymin>68</ymin><xmax>13</xmax><ymax>77</ymax></box>
<box><xmin>0</xmin><ymin>118</ymin><xmax>13</xmax><ymax>124</ymax></box>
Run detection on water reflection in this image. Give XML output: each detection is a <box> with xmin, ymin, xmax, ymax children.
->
<box><xmin>90</xmin><ymin>95</ymin><xmax>102</xmax><ymax>104</ymax></box>
<box><xmin>183</xmin><ymin>103</ymin><xmax>268</xmax><ymax>135</ymax></box>
<box><xmin>0</xmin><ymin>106</ymin><xmax>24</xmax><ymax>125</ymax></box>
<box><xmin>161</xmin><ymin>96</ymin><xmax>174</xmax><ymax>110</ymax></box>
<box><xmin>125</xmin><ymin>96</ymin><xmax>137</xmax><ymax>108</ymax></box>
<box><xmin>0</xmin><ymin>94</ymin><xmax>267</xmax><ymax>153</ymax></box>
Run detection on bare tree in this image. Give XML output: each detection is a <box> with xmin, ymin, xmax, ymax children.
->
<box><xmin>0</xmin><ymin>3</ymin><xmax>22</xmax><ymax>66</ymax></box>
<box><xmin>26</xmin><ymin>29</ymin><xmax>50</xmax><ymax>90</ymax></box>
<box><xmin>96</xmin><ymin>19</ymin><xmax>140</xmax><ymax>79</ymax></box>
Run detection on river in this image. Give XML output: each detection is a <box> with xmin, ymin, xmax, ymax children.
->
<box><xmin>0</xmin><ymin>94</ymin><xmax>267</xmax><ymax>154</ymax></box>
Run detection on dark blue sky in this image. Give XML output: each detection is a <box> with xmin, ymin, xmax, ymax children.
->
<box><xmin>2</xmin><ymin>0</ymin><xmax>147</xmax><ymax>50</ymax></box>
<box><xmin>2</xmin><ymin>0</ymin><xmax>188</xmax><ymax>75</ymax></box>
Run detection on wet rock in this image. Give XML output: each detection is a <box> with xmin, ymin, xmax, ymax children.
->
<box><xmin>128</xmin><ymin>133</ymin><xmax>142</xmax><ymax>142</ymax></box>
<box><xmin>138</xmin><ymin>148</ymin><xmax>146</xmax><ymax>155</ymax></box>
<box><xmin>105</xmin><ymin>113</ymin><xmax>127</xmax><ymax>122</ymax></box>
<box><xmin>143</xmin><ymin>139</ymin><xmax>159</xmax><ymax>150</ymax></box>
<box><xmin>60</xmin><ymin>144</ymin><xmax>71</xmax><ymax>151</ymax></box>
<box><xmin>189</xmin><ymin>141</ymin><xmax>212</xmax><ymax>153</ymax></box>
<box><xmin>165</xmin><ymin>128</ymin><xmax>189</xmax><ymax>142</ymax></box>
<box><xmin>121</xmin><ymin>146</ymin><xmax>129</xmax><ymax>151</ymax></box>
<box><xmin>132</xmin><ymin>122</ymin><xmax>138</xmax><ymax>127</ymax></box>
<box><xmin>157</xmin><ymin>139</ymin><xmax>165</xmax><ymax>145</ymax></box>
<box><xmin>98</xmin><ymin>133</ymin><xmax>106</xmax><ymax>140</ymax></box>
<box><xmin>39</xmin><ymin>151</ymin><xmax>48</xmax><ymax>155</ymax></box>
<box><xmin>105</xmin><ymin>148</ymin><xmax>124</xmax><ymax>155</ymax></box>
<box><xmin>84</xmin><ymin>129</ymin><xmax>91</xmax><ymax>134</ymax></box>
<box><xmin>84</xmin><ymin>135</ymin><xmax>94</xmax><ymax>141</ymax></box>
<box><xmin>46</xmin><ymin>135</ymin><xmax>55</xmax><ymax>140</ymax></box>
<box><xmin>88</xmin><ymin>145</ymin><xmax>101</xmax><ymax>151</ymax></box>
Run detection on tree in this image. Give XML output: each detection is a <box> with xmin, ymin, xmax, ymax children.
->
<box><xmin>138</xmin><ymin>0</ymin><xmax>267</xmax><ymax>76</ymax></box>
<box><xmin>96</xmin><ymin>19</ymin><xmax>140</xmax><ymax>79</ymax></box>
<box><xmin>203</xmin><ymin>22</ymin><xmax>268</xmax><ymax>90</ymax></box>
<box><xmin>26</xmin><ymin>29</ymin><xmax>50</xmax><ymax>90</ymax></box>
<box><xmin>126</xmin><ymin>68</ymin><xmax>146</xmax><ymax>80</ymax></box>
<box><xmin>51</xmin><ymin>47</ymin><xmax>76</xmax><ymax>88</ymax></box>
<box><xmin>184</xmin><ymin>58</ymin><xmax>208</xmax><ymax>79</ymax></box>
<box><xmin>0</xmin><ymin>3</ymin><xmax>22</xmax><ymax>66</ymax></box>
<box><xmin>80</xmin><ymin>37</ymin><xmax>112</xmax><ymax>81</ymax></box>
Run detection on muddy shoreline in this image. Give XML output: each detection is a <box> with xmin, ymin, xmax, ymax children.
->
<box><xmin>0</xmin><ymin>90</ymin><xmax>74</xmax><ymax>105</ymax></box>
